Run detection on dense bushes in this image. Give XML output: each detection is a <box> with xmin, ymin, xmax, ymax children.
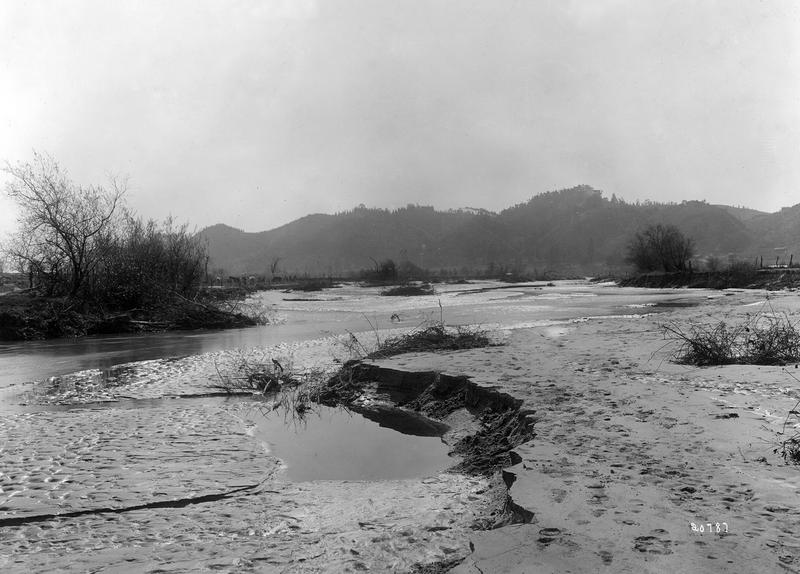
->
<box><xmin>93</xmin><ymin>215</ymin><xmax>208</xmax><ymax>310</ymax></box>
<box><xmin>626</xmin><ymin>224</ymin><xmax>694</xmax><ymax>272</ymax></box>
<box><xmin>665</xmin><ymin>304</ymin><xmax>800</xmax><ymax>366</ymax></box>
<box><xmin>2</xmin><ymin>155</ymin><xmax>209</xmax><ymax>311</ymax></box>
<box><xmin>2</xmin><ymin>153</ymin><xmax>125</xmax><ymax>298</ymax></box>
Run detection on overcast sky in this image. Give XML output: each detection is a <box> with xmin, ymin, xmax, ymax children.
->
<box><xmin>1</xmin><ymin>0</ymin><xmax>799</xmax><ymax>234</ymax></box>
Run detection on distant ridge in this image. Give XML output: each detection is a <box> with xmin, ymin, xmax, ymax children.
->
<box><xmin>198</xmin><ymin>187</ymin><xmax>799</xmax><ymax>276</ymax></box>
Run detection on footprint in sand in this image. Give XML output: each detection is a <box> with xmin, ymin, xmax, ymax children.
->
<box><xmin>538</xmin><ymin>527</ymin><xmax>562</xmax><ymax>545</ymax></box>
<box><xmin>634</xmin><ymin>532</ymin><xmax>673</xmax><ymax>555</ymax></box>
<box><xmin>598</xmin><ymin>550</ymin><xmax>613</xmax><ymax>564</ymax></box>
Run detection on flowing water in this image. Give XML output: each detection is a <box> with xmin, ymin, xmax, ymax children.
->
<box><xmin>0</xmin><ymin>281</ymin><xmax>722</xmax><ymax>572</ymax></box>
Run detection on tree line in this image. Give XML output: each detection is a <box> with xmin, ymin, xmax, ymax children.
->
<box><xmin>2</xmin><ymin>153</ymin><xmax>208</xmax><ymax>310</ymax></box>
<box><xmin>625</xmin><ymin>224</ymin><xmax>695</xmax><ymax>272</ymax></box>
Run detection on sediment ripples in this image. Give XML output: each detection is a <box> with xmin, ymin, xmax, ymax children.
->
<box><xmin>1</xmin><ymin>339</ymin><xmax>486</xmax><ymax>573</ymax></box>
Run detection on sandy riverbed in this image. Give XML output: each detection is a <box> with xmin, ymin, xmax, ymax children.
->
<box><xmin>0</xmin><ymin>329</ymin><xmax>495</xmax><ymax>573</ymax></box>
<box><xmin>372</xmin><ymin>289</ymin><xmax>800</xmax><ymax>573</ymax></box>
<box><xmin>3</xmin><ymin>284</ymin><xmax>800</xmax><ymax>572</ymax></box>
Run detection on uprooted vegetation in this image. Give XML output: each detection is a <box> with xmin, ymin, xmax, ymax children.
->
<box><xmin>776</xmin><ymin>404</ymin><xmax>800</xmax><ymax>464</ymax></box>
<box><xmin>212</xmin><ymin>319</ymin><xmax>495</xmax><ymax>410</ymax></box>
<box><xmin>343</xmin><ymin>322</ymin><xmax>493</xmax><ymax>361</ymax></box>
<box><xmin>316</xmin><ymin>363</ymin><xmax>534</xmax><ymax>480</ymax></box>
<box><xmin>212</xmin><ymin>352</ymin><xmax>330</xmax><ymax>420</ymax></box>
<box><xmin>209</xmin><ymin>318</ymin><xmax>533</xmax><ymax>537</ymax></box>
<box><xmin>664</xmin><ymin>302</ymin><xmax>800</xmax><ymax>366</ymax></box>
<box><xmin>211</xmin><ymin>318</ymin><xmax>508</xmax><ymax>473</ymax></box>
<box><xmin>663</xmin><ymin>304</ymin><xmax>800</xmax><ymax>468</ymax></box>
<box><xmin>372</xmin><ymin>324</ymin><xmax>492</xmax><ymax>358</ymax></box>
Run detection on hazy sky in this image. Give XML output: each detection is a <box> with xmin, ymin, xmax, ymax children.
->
<box><xmin>1</xmin><ymin>0</ymin><xmax>799</xmax><ymax>234</ymax></box>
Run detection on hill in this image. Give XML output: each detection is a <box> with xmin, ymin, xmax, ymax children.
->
<box><xmin>198</xmin><ymin>188</ymin><xmax>796</xmax><ymax>277</ymax></box>
<box><xmin>746</xmin><ymin>204</ymin><xmax>800</xmax><ymax>265</ymax></box>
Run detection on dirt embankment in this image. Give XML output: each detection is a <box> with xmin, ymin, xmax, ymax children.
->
<box><xmin>0</xmin><ymin>290</ymin><xmax>258</xmax><ymax>341</ymax></box>
<box><xmin>619</xmin><ymin>269</ymin><xmax>800</xmax><ymax>290</ymax></box>
<box><xmin>319</xmin><ymin>361</ymin><xmax>537</xmax><ymax>527</ymax></box>
<box><xmin>362</xmin><ymin>294</ymin><xmax>800</xmax><ymax>574</ymax></box>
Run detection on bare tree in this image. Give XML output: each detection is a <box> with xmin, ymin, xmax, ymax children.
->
<box><xmin>269</xmin><ymin>256</ymin><xmax>282</xmax><ymax>277</ymax></box>
<box><xmin>3</xmin><ymin>152</ymin><xmax>125</xmax><ymax>297</ymax></box>
<box><xmin>97</xmin><ymin>213</ymin><xmax>209</xmax><ymax>307</ymax></box>
<box><xmin>626</xmin><ymin>224</ymin><xmax>694</xmax><ymax>272</ymax></box>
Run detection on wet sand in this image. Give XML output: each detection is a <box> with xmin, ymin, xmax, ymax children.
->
<box><xmin>372</xmin><ymin>289</ymin><xmax>800</xmax><ymax>573</ymax></box>
<box><xmin>3</xmin><ymin>283</ymin><xmax>798</xmax><ymax>572</ymax></box>
<box><xmin>0</xmin><ymin>332</ymin><xmax>491</xmax><ymax>572</ymax></box>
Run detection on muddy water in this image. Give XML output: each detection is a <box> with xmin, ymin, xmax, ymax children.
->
<box><xmin>0</xmin><ymin>281</ymin><xmax>726</xmax><ymax>572</ymax></box>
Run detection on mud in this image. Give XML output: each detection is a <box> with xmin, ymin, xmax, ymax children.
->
<box><xmin>0</xmin><ymin>340</ymin><xmax>494</xmax><ymax>573</ymax></box>
<box><xmin>0</xmin><ymin>483</ymin><xmax>262</xmax><ymax>528</ymax></box>
<box><xmin>318</xmin><ymin>361</ymin><xmax>537</xmax><ymax>533</ymax></box>
<box><xmin>3</xmin><ymin>281</ymin><xmax>748</xmax><ymax>572</ymax></box>
<box><xmin>368</xmin><ymin>290</ymin><xmax>800</xmax><ymax>573</ymax></box>
<box><xmin>321</xmin><ymin>362</ymin><xmax>535</xmax><ymax>476</ymax></box>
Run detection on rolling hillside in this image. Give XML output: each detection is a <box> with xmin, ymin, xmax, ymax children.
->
<box><xmin>199</xmin><ymin>187</ymin><xmax>798</xmax><ymax>276</ymax></box>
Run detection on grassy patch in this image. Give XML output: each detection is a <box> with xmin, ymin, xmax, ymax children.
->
<box><xmin>664</xmin><ymin>301</ymin><xmax>800</xmax><ymax>366</ymax></box>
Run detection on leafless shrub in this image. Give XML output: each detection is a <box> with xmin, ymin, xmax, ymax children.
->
<box><xmin>338</xmin><ymin>301</ymin><xmax>493</xmax><ymax>362</ymax></box>
<box><xmin>213</xmin><ymin>352</ymin><xmax>301</xmax><ymax>394</ymax></box>
<box><xmin>366</xmin><ymin>323</ymin><xmax>491</xmax><ymax>359</ymax></box>
<box><xmin>213</xmin><ymin>296</ymin><xmax>273</xmax><ymax>325</ymax></box>
<box><xmin>664</xmin><ymin>300</ymin><xmax>800</xmax><ymax>366</ymax></box>
<box><xmin>381</xmin><ymin>283</ymin><xmax>434</xmax><ymax>296</ymax></box>
<box><xmin>340</xmin><ymin>321</ymin><xmax>492</xmax><ymax>362</ymax></box>
<box><xmin>775</xmin><ymin>371</ymin><xmax>800</xmax><ymax>465</ymax></box>
<box><xmin>212</xmin><ymin>351</ymin><xmax>331</xmax><ymax>421</ymax></box>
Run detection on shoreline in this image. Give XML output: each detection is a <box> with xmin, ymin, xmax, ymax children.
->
<box><xmin>358</xmin><ymin>290</ymin><xmax>800</xmax><ymax>572</ymax></box>
<box><xmin>3</xmin><ymin>273</ymin><xmax>798</xmax><ymax>342</ymax></box>
<box><xmin>4</xmin><ymin>284</ymin><xmax>800</xmax><ymax>571</ymax></box>
<box><xmin>618</xmin><ymin>268</ymin><xmax>800</xmax><ymax>290</ymax></box>
<box><xmin>0</xmin><ymin>288</ymin><xmax>261</xmax><ymax>341</ymax></box>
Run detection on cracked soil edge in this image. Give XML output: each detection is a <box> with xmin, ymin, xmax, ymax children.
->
<box><xmin>0</xmin><ymin>482</ymin><xmax>264</xmax><ymax>528</ymax></box>
<box><xmin>318</xmin><ymin>361</ymin><xmax>538</xmax><ymax>570</ymax></box>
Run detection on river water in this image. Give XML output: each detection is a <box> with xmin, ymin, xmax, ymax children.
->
<box><xmin>0</xmin><ymin>281</ymin><xmax>718</xmax><ymax>572</ymax></box>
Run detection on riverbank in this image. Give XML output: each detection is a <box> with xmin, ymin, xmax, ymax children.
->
<box><xmin>0</xmin><ymin>330</ymin><xmax>502</xmax><ymax>573</ymax></box>
<box><xmin>618</xmin><ymin>268</ymin><xmax>800</xmax><ymax>290</ymax></box>
<box><xmin>0</xmin><ymin>288</ymin><xmax>262</xmax><ymax>341</ymax></box>
<box><xmin>4</xmin><ymin>282</ymin><xmax>799</xmax><ymax>572</ymax></box>
<box><xmin>361</xmin><ymin>289</ymin><xmax>800</xmax><ymax>572</ymax></box>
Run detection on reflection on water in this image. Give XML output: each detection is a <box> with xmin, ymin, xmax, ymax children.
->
<box><xmin>0</xmin><ymin>280</ymin><xmax>733</xmax><ymax>573</ymax></box>
<box><xmin>0</xmin><ymin>393</ymin><xmax>466</xmax><ymax>573</ymax></box>
<box><xmin>0</xmin><ymin>323</ymin><xmax>323</xmax><ymax>390</ymax></box>
<box><xmin>243</xmin><ymin>402</ymin><xmax>453</xmax><ymax>481</ymax></box>
<box><xmin>0</xmin><ymin>281</ymin><xmax>708</xmax><ymax>391</ymax></box>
